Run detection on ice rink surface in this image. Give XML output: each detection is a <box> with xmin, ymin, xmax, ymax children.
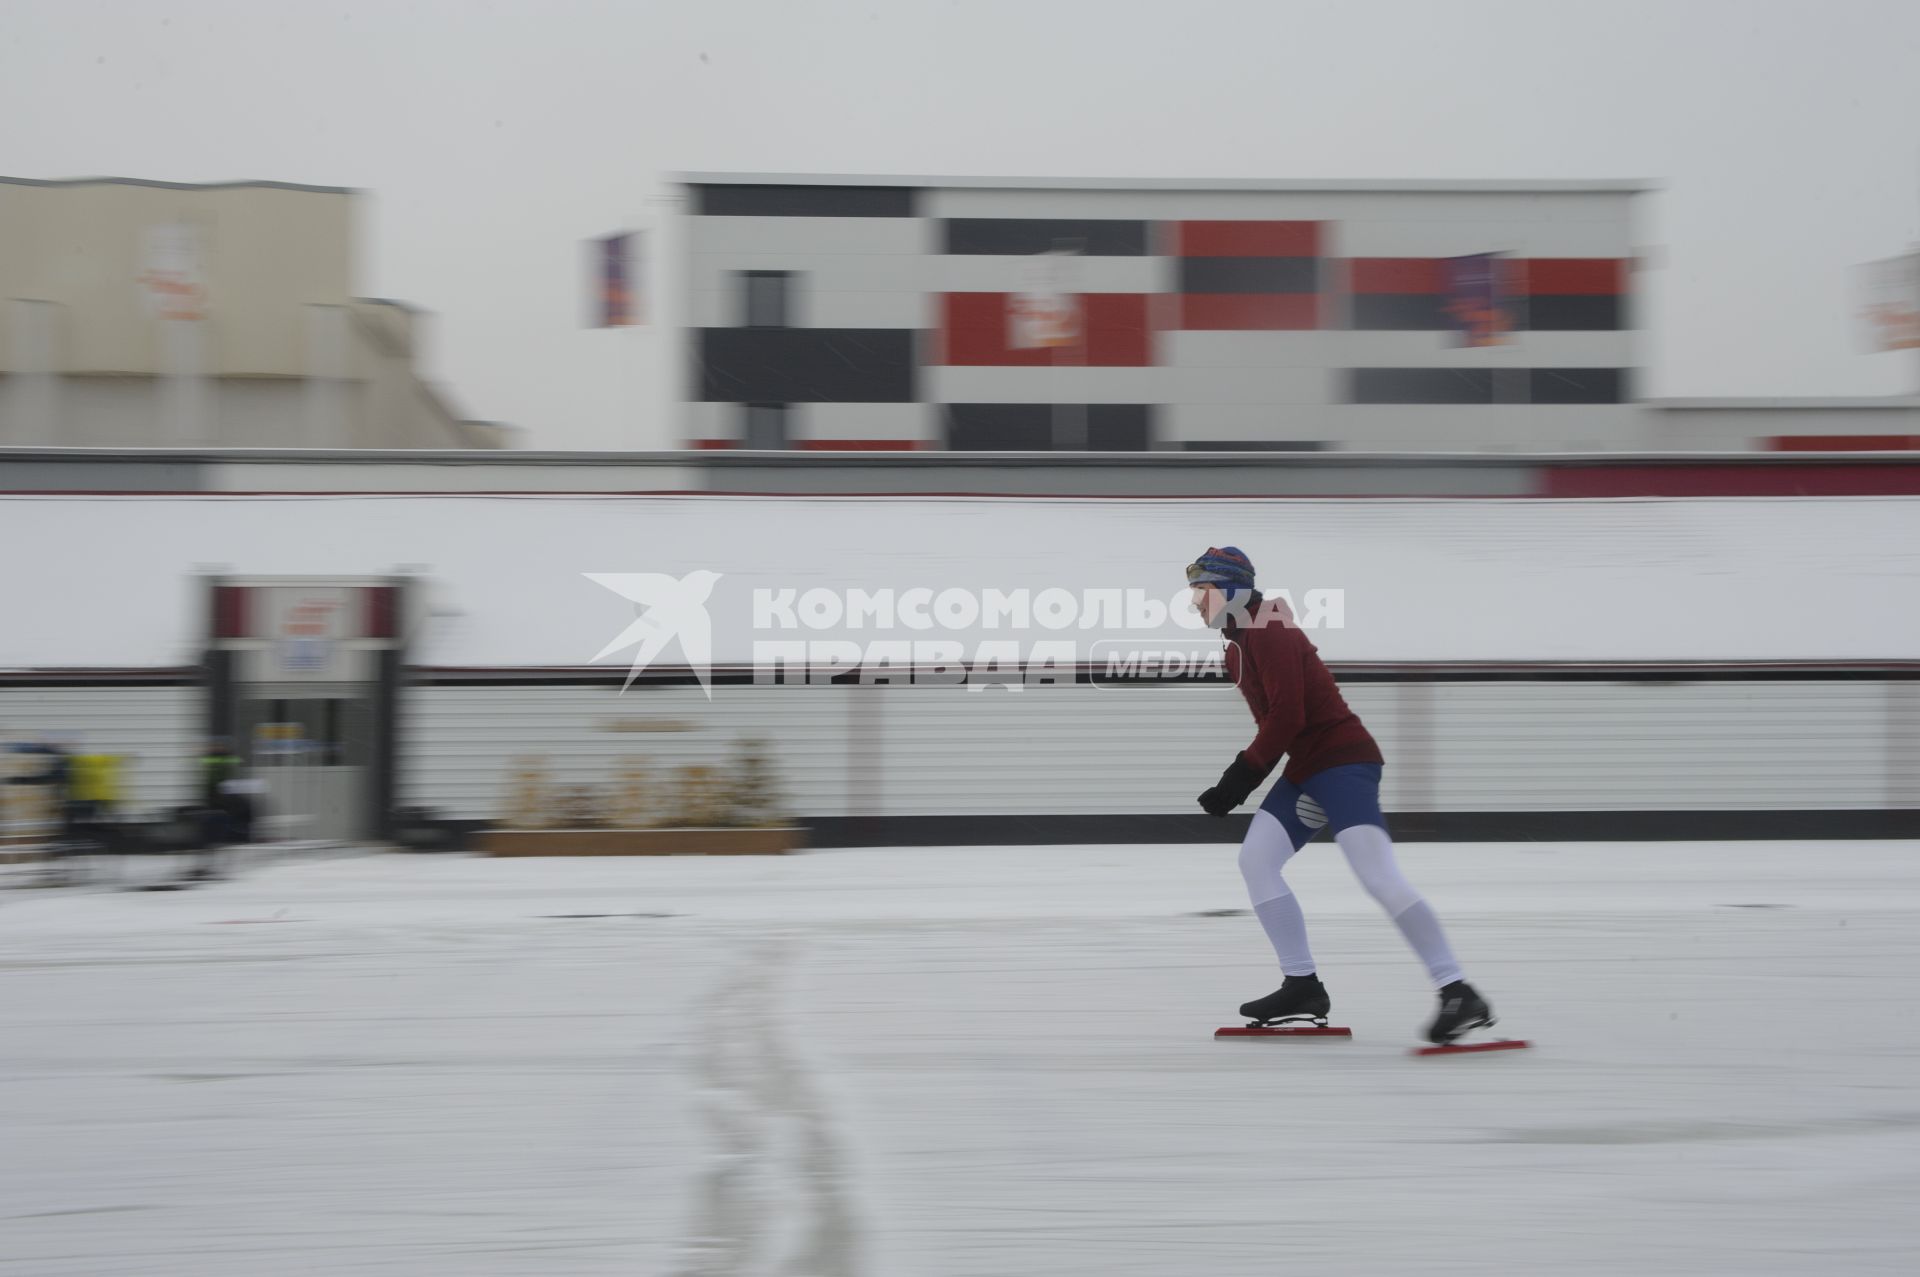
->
<box><xmin>4</xmin><ymin>841</ymin><xmax>1920</xmax><ymax>1275</ymax></box>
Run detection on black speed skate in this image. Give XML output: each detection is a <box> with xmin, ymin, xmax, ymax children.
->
<box><xmin>1425</xmin><ymin>980</ymin><xmax>1495</xmax><ymax>1045</ymax></box>
<box><xmin>1238</xmin><ymin>974</ymin><xmax>1330</xmax><ymax>1026</ymax></box>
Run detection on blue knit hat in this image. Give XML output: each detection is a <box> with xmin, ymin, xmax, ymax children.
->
<box><xmin>1185</xmin><ymin>545</ymin><xmax>1255</xmax><ymax>592</ymax></box>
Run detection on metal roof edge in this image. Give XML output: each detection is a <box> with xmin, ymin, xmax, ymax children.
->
<box><xmin>1644</xmin><ymin>397</ymin><xmax>1920</xmax><ymax>411</ymax></box>
<box><xmin>4</xmin><ymin>446</ymin><xmax>1918</xmax><ymax>467</ymax></box>
<box><xmin>671</xmin><ymin>171</ymin><xmax>1658</xmax><ymax>194</ymax></box>
<box><xmin>0</xmin><ymin>175</ymin><xmax>357</xmax><ymax>195</ymax></box>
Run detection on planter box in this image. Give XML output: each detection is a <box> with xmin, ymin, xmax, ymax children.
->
<box><xmin>477</xmin><ymin>827</ymin><xmax>805</xmax><ymax>857</ymax></box>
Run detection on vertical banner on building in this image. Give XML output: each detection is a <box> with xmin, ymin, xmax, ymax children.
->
<box><xmin>1008</xmin><ymin>249</ymin><xmax>1082</xmax><ymax>349</ymax></box>
<box><xmin>139</xmin><ymin>221</ymin><xmax>210</xmax><ymax>442</ymax></box>
<box><xmin>593</xmin><ymin>232</ymin><xmax>640</xmax><ymax>327</ymax></box>
<box><xmin>1442</xmin><ymin>252</ymin><xmax>1512</xmax><ymax>347</ymax></box>
<box><xmin>138</xmin><ymin>222</ymin><xmax>208</xmax><ymax>321</ymax></box>
<box><xmin>1857</xmin><ymin>252</ymin><xmax>1920</xmax><ymax>351</ymax></box>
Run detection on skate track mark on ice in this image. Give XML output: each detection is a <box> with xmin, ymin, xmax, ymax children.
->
<box><xmin>671</xmin><ymin>941</ymin><xmax>865</xmax><ymax>1277</ymax></box>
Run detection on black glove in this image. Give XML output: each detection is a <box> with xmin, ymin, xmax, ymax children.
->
<box><xmin>1198</xmin><ymin>753</ymin><xmax>1263</xmax><ymax>817</ymax></box>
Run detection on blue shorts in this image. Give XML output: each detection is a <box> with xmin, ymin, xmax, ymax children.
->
<box><xmin>1257</xmin><ymin>763</ymin><xmax>1386</xmax><ymax>849</ymax></box>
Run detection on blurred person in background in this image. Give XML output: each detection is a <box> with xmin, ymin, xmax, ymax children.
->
<box><xmin>218</xmin><ymin>771</ymin><xmax>265</xmax><ymax>845</ymax></box>
<box><xmin>5</xmin><ymin>734</ymin><xmax>101</xmax><ymax>882</ymax></box>
<box><xmin>67</xmin><ymin>746</ymin><xmax>122</xmax><ymax>846</ymax></box>
<box><xmin>1187</xmin><ymin>546</ymin><xmax>1500</xmax><ymax>1045</ymax></box>
<box><xmin>5</xmin><ymin>736</ymin><xmax>74</xmax><ymax>825</ymax></box>
<box><xmin>194</xmin><ymin>737</ymin><xmax>244</xmax><ymax>880</ymax></box>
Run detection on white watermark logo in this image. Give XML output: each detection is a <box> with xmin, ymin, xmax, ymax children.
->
<box><xmin>585</xmin><ymin>571</ymin><xmax>723</xmax><ymax>697</ymax></box>
<box><xmin>587</xmin><ymin>580</ymin><xmax>1343</xmax><ymax>692</ymax></box>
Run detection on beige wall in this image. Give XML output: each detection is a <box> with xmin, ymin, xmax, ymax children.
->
<box><xmin>0</xmin><ymin>181</ymin><xmax>351</xmax><ymax>376</ymax></box>
<box><xmin>0</xmin><ymin>179</ymin><xmax>498</xmax><ymax>448</ymax></box>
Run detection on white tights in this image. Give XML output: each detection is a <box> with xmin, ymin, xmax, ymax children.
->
<box><xmin>1237</xmin><ymin>809</ymin><xmax>1464</xmax><ymax>988</ymax></box>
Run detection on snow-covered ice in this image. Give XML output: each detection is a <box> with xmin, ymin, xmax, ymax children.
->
<box><xmin>4</xmin><ymin>841</ymin><xmax>1920</xmax><ymax>1275</ymax></box>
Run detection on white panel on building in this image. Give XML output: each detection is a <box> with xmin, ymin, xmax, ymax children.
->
<box><xmin>687</xmin><ymin>214</ymin><xmax>932</xmax><ymax>257</ymax></box>
<box><xmin>1164</xmin><ymin>365</ymin><xmax>1339</xmax><ymax>406</ymax></box>
<box><xmin>803</xmin><ymin>289</ymin><xmax>931</xmax><ymax>330</ymax></box>
<box><xmin>789</xmin><ymin>403</ymin><xmax>933</xmax><ymax>444</ymax></box>
<box><xmin>1324</xmin><ymin>404</ymin><xmax>1642</xmax><ymax>451</ymax></box>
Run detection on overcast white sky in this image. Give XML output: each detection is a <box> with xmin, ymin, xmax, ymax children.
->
<box><xmin>5</xmin><ymin>0</ymin><xmax>1920</xmax><ymax>449</ymax></box>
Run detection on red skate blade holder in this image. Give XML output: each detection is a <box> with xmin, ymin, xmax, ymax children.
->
<box><xmin>1215</xmin><ymin>1023</ymin><xmax>1353</xmax><ymax>1039</ymax></box>
<box><xmin>1412</xmin><ymin>1038</ymin><xmax>1532</xmax><ymax>1057</ymax></box>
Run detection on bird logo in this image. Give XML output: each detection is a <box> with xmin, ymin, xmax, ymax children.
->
<box><xmin>584</xmin><ymin>570</ymin><xmax>723</xmax><ymax>698</ymax></box>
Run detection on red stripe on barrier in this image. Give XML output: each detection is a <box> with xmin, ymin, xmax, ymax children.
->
<box><xmin>1543</xmin><ymin>464</ymin><xmax>1920</xmax><ymax>497</ymax></box>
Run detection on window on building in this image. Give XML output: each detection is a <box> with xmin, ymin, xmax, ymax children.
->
<box><xmin>743</xmin><ymin>403</ymin><xmax>790</xmax><ymax>450</ymax></box>
<box><xmin>741</xmin><ymin>272</ymin><xmax>793</xmax><ymax>328</ymax></box>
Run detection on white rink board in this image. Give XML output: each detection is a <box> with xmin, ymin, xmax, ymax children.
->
<box><xmin>3</xmin><ymin>493</ymin><xmax>1920</xmax><ymax>668</ymax></box>
<box><xmin>2</xmin><ymin>841</ymin><xmax>1919</xmax><ymax>1275</ymax></box>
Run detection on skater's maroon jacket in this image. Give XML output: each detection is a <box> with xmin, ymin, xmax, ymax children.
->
<box><xmin>1222</xmin><ymin>592</ymin><xmax>1383</xmax><ymax>785</ymax></box>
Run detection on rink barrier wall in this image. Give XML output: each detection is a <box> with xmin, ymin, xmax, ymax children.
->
<box><xmin>5</xmin><ymin>446</ymin><xmax>1920</xmax><ymax>499</ymax></box>
<box><xmin>7</xmin><ymin>663</ymin><xmax>1917</xmax><ymax>845</ymax></box>
<box><xmin>801</xmin><ymin>810</ymin><xmax>1920</xmax><ymax>846</ymax></box>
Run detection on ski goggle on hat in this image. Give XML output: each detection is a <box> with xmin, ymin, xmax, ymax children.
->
<box><xmin>1185</xmin><ymin>546</ymin><xmax>1255</xmax><ymax>590</ymax></box>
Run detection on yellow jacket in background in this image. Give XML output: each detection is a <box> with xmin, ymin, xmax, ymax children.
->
<box><xmin>70</xmin><ymin>754</ymin><xmax>123</xmax><ymax>806</ymax></box>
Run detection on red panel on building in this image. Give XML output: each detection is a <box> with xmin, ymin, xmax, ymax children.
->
<box><xmin>1523</xmin><ymin>258</ymin><xmax>1627</xmax><ymax>295</ymax></box>
<box><xmin>1177</xmin><ymin>293</ymin><xmax>1320</xmax><ymax>330</ymax></box>
<box><xmin>938</xmin><ymin>293</ymin><xmax>1152</xmax><ymax>366</ymax></box>
<box><xmin>1348</xmin><ymin>257</ymin><xmax>1626</xmax><ymax>296</ymax></box>
<box><xmin>1770</xmin><ymin>435</ymin><xmax>1920</xmax><ymax>452</ymax></box>
<box><xmin>1174</xmin><ymin>220</ymin><xmax>1321</xmax><ymax>258</ymax></box>
<box><xmin>1347</xmin><ymin>258</ymin><xmax>1445</xmax><ymax>295</ymax></box>
<box><xmin>211</xmin><ymin>585</ymin><xmax>249</xmax><ymax>640</ymax></box>
<box><xmin>365</xmin><ymin>586</ymin><xmax>398</xmax><ymax>640</ymax></box>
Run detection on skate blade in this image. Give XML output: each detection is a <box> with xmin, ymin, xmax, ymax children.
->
<box><xmin>1411</xmin><ymin>1038</ymin><xmax>1531</xmax><ymax>1057</ymax></box>
<box><xmin>1216</xmin><ymin>1024</ymin><xmax>1353</xmax><ymax>1039</ymax></box>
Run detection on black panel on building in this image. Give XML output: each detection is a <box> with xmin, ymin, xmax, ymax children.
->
<box><xmin>1348</xmin><ymin>368</ymin><xmax>1497</xmax><ymax>404</ymax></box>
<box><xmin>698</xmin><ymin>329</ymin><xmax>917</xmax><ymax>403</ymax></box>
<box><xmin>942</xmin><ymin>219</ymin><xmax>1150</xmax><ymax>256</ymax></box>
<box><xmin>1528</xmin><ymin>367</ymin><xmax>1628</xmax><ymax>403</ymax></box>
<box><xmin>1347</xmin><ymin>367</ymin><xmax>1628</xmax><ymax>404</ymax></box>
<box><xmin>1349</xmin><ymin>295</ymin><xmax>1451</xmax><ymax>330</ymax></box>
<box><xmin>1177</xmin><ymin>257</ymin><xmax>1320</xmax><ymax>294</ymax></box>
<box><xmin>693</xmin><ymin>184</ymin><xmax>919</xmax><ymax>218</ymax></box>
<box><xmin>945</xmin><ymin>403</ymin><xmax>1154</xmax><ymax>451</ymax></box>
<box><xmin>1525</xmin><ymin>295</ymin><xmax>1624</xmax><ymax>330</ymax></box>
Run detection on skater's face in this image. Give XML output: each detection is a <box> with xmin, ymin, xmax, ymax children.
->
<box><xmin>1191</xmin><ymin>584</ymin><xmax>1225</xmax><ymax>625</ymax></box>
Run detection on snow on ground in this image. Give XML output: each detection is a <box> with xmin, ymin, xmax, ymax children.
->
<box><xmin>4</xmin><ymin>841</ymin><xmax>1920</xmax><ymax>1275</ymax></box>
